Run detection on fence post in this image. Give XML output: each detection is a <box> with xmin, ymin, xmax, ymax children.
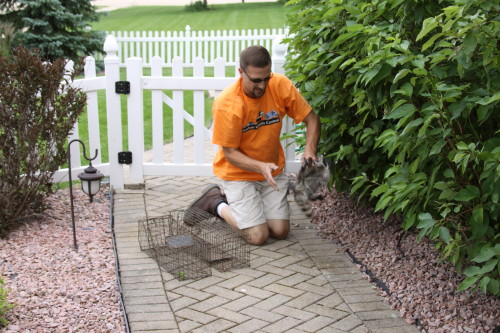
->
<box><xmin>84</xmin><ymin>56</ymin><xmax>102</xmax><ymax>166</ymax></box>
<box><xmin>185</xmin><ymin>25</ymin><xmax>191</xmax><ymax>65</ymax></box>
<box><xmin>210</xmin><ymin>30</ymin><xmax>215</xmax><ymax>63</ymax></box>
<box><xmin>272</xmin><ymin>36</ymin><xmax>287</xmax><ymax>75</ymax></box>
<box><xmin>147</xmin><ymin>30</ymin><xmax>153</xmax><ymax>66</ymax></box>
<box><xmin>151</xmin><ymin>56</ymin><xmax>164</xmax><ymax>164</ymax></box>
<box><xmin>212</xmin><ymin>57</ymin><xmax>226</xmax><ymax>157</ymax></box>
<box><xmin>103</xmin><ymin>34</ymin><xmax>124</xmax><ymax>189</ymax></box>
<box><xmin>142</xmin><ymin>31</ymin><xmax>147</xmax><ymax>63</ymax></box>
<box><xmin>123</xmin><ymin>31</ymin><xmax>129</xmax><ymax>61</ymax></box>
<box><xmin>154</xmin><ymin>30</ymin><xmax>160</xmax><ymax>63</ymax></box>
<box><xmin>214</xmin><ymin>57</ymin><xmax>226</xmax><ymax>98</ymax></box>
<box><xmin>167</xmin><ymin>31</ymin><xmax>172</xmax><ymax>64</ymax></box>
<box><xmin>126</xmin><ymin>57</ymin><xmax>144</xmax><ymax>182</ymax></box>
<box><xmin>172</xmin><ymin>57</ymin><xmax>184</xmax><ymax>164</ymax></box>
<box><xmin>193</xmin><ymin>57</ymin><xmax>205</xmax><ymax>164</ymax></box>
<box><xmin>65</xmin><ymin>60</ymin><xmax>82</xmax><ymax>172</ymax></box>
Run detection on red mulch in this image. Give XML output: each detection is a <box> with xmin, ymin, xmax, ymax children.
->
<box><xmin>310</xmin><ymin>187</ymin><xmax>499</xmax><ymax>333</ymax></box>
<box><xmin>0</xmin><ymin>188</ymin><xmax>125</xmax><ymax>333</ymax></box>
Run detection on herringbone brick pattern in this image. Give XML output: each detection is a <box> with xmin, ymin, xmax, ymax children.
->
<box><xmin>113</xmin><ymin>176</ymin><xmax>419</xmax><ymax>333</ymax></box>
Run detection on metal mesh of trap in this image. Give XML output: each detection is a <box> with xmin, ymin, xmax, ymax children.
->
<box><xmin>139</xmin><ymin>208</ymin><xmax>250</xmax><ymax>281</ymax></box>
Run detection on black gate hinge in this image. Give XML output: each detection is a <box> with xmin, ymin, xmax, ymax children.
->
<box><xmin>118</xmin><ymin>151</ymin><xmax>132</xmax><ymax>164</ymax></box>
<box><xmin>115</xmin><ymin>81</ymin><xmax>130</xmax><ymax>94</ymax></box>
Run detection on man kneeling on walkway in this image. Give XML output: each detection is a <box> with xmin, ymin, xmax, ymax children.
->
<box><xmin>186</xmin><ymin>45</ymin><xmax>321</xmax><ymax>246</ymax></box>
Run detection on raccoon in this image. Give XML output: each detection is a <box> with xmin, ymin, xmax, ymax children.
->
<box><xmin>293</xmin><ymin>156</ymin><xmax>330</xmax><ymax>217</ymax></box>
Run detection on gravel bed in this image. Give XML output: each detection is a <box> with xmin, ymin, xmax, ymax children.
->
<box><xmin>311</xmin><ymin>188</ymin><xmax>499</xmax><ymax>333</ymax></box>
<box><xmin>1</xmin><ymin>183</ymin><xmax>498</xmax><ymax>333</ymax></box>
<box><xmin>0</xmin><ymin>188</ymin><xmax>125</xmax><ymax>333</ymax></box>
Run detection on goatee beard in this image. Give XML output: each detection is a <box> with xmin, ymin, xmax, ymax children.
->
<box><xmin>252</xmin><ymin>88</ymin><xmax>265</xmax><ymax>98</ymax></box>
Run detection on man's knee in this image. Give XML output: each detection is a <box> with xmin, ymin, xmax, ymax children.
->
<box><xmin>268</xmin><ymin>219</ymin><xmax>290</xmax><ymax>240</ymax></box>
<box><xmin>242</xmin><ymin>220</ymin><xmax>290</xmax><ymax>245</ymax></box>
<box><xmin>245</xmin><ymin>224</ymin><xmax>269</xmax><ymax>245</ymax></box>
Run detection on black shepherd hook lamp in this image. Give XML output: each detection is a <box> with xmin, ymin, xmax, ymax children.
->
<box><xmin>68</xmin><ymin>139</ymin><xmax>104</xmax><ymax>251</ymax></box>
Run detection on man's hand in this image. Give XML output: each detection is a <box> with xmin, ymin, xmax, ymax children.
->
<box><xmin>259</xmin><ymin>162</ymin><xmax>279</xmax><ymax>190</ymax></box>
<box><xmin>302</xmin><ymin>153</ymin><xmax>317</xmax><ymax>163</ymax></box>
<box><xmin>223</xmin><ymin>147</ymin><xmax>280</xmax><ymax>190</ymax></box>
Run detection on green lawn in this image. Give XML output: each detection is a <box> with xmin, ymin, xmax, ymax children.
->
<box><xmin>92</xmin><ymin>2</ymin><xmax>289</xmax><ymax>31</ymax></box>
<box><xmin>77</xmin><ymin>2</ymin><xmax>289</xmax><ymax>163</ymax></box>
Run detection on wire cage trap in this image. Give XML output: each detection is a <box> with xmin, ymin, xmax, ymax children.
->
<box><xmin>139</xmin><ymin>208</ymin><xmax>250</xmax><ymax>281</ymax></box>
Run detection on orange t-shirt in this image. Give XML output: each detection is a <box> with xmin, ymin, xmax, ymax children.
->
<box><xmin>212</xmin><ymin>73</ymin><xmax>312</xmax><ymax>181</ymax></box>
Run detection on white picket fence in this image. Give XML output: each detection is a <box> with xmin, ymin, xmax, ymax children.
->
<box><xmin>53</xmin><ymin>34</ymin><xmax>299</xmax><ymax>190</ymax></box>
<box><xmin>95</xmin><ymin>25</ymin><xmax>290</xmax><ymax>67</ymax></box>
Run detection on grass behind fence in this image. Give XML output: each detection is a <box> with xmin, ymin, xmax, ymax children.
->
<box><xmin>92</xmin><ymin>2</ymin><xmax>289</xmax><ymax>31</ymax></box>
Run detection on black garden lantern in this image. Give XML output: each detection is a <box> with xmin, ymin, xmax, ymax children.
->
<box><xmin>78</xmin><ymin>164</ymin><xmax>104</xmax><ymax>203</ymax></box>
<box><xmin>68</xmin><ymin>139</ymin><xmax>104</xmax><ymax>250</ymax></box>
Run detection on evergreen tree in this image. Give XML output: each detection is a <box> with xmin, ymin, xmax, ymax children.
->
<box><xmin>4</xmin><ymin>0</ymin><xmax>104</xmax><ymax>61</ymax></box>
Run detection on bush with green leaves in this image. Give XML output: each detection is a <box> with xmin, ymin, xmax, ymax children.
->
<box><xmin>0</xmin><ymin>277</ymin><xmax>13</xmax><ymax>327</ymax></box>
<box><xmin>185</xmin><ymin>1</ymin><xmax>209</xmax><ymax>12</ymax></box>
<box><xmin>0</xmin><ymin>47</ymin><xmax>86</xmax><ymax>236</ymax></box>
<box><xmin>285</xmin><ymin>0</ymin><xmax>499</xmax><ymax>295</ymax></box>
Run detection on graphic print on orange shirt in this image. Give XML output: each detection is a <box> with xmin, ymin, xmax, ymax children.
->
<box><xmin>243</xmin><ymin>110</ymin><xmax>281</xmax><ymax>133</ymax></box>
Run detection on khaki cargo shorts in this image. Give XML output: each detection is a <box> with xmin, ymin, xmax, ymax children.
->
<box><xmin>221</xmin><ymin>173</ymin><xmax>290</xmax><ymax>230</ymax></box>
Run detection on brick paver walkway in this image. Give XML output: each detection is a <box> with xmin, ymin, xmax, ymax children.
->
<box><xmin>113</xmin><ymin>176</ymin><xmax>420</xmax><ymax>333</ymax></box>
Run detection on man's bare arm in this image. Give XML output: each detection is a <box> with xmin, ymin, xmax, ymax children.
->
<box><xmin>222</xmin><ymin>146</ymin><xmax>279</xmax><ymax>190</ymax></box>
<box><xmin>302</xmin><ymin>111</ymin><xmax>321</xmax><ymax>161</ymax></box>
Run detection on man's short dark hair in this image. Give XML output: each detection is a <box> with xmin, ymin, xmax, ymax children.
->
<box><xmin>239</xmin><ymin>45</ymin><xmax>272</xmax><ymax>71</ymax></box>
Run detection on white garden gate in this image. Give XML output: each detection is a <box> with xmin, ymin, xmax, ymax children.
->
<box><xmin>53</xmin><ymin>34</ymin><xmax>300</xmax><ymax>190</ymax></box>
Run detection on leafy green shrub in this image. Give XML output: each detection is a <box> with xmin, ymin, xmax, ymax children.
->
<box><xmin>0</xmin><ymin>47</ymin><xmax>86</xmax><ymax>236</ymax></box>
<box><xmin>285</xmin><ymin>0</ymin><xmax>499</xmax><ymax>294</ymax></box>
<box><xmin>185</xmin><ymin>1</ymin><xmax>209</xmax><ymax>12</ymax></box>
<box><xmin>0</xmin><ymin>277</ymin><xmax>13</xmax><ymax>327</ymax></box>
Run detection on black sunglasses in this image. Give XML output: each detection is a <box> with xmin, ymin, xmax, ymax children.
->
<box><xmin>241</xmin><ymin>68</ymin><xmax>273</xmax><ymax>84</ymax></box>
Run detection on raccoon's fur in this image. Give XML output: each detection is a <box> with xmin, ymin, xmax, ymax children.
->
<box><xmin>293</xmin><ymin>156</ymin><xmax>330</xmax><ymax>217</ymax></box>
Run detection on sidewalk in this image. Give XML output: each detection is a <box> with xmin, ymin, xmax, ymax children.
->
<box><xmin>113</xmin><ymin>175</ymin><xmax>421</xmax><ymax>332</ymax></box>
